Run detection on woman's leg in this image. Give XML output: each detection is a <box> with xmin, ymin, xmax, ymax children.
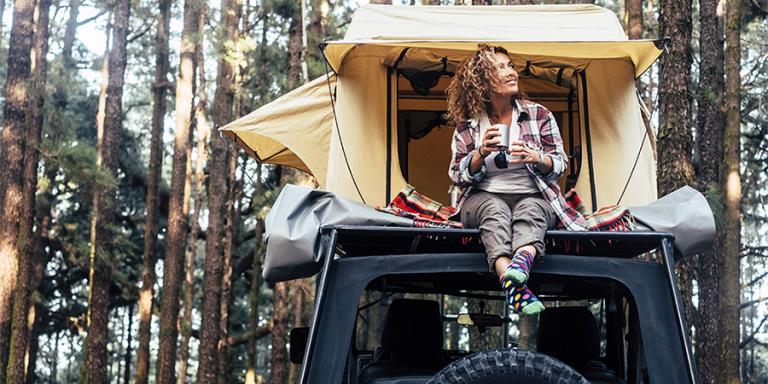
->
<box><xmin>502</xmin><ymin>196</ymin><xmax>557</xmax><ymax>314</ymax></box>
<box><xmin>510</xmin><ymin>195</ymin><xmax>556</xmax><ymax>260</ymax></box>
<box><xmin>460</xmin><ymin>190</ymin><xmax>514</xmax><ymax>274</ymax></box>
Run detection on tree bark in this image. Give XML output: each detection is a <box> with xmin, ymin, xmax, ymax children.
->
<box><xmin>62</xmin><ymin>0</ymin><xmax>80</xmax><ymax>69</ymax></box>
<box><xmin>287</xmin><ymin>1</ymin><xmax>303</xmax><ymax>89</ymax></box>
<box><xmin>134</xmin><ymin>0</ymin><xmax>171</xmax><ymax>382</ymax></box>
<box><xmin>6</xmin><ymin>0</ymin><xmax>51</xmax><ymax>381</ymax></box>
<box><xmin>270</xmin><ymin>282</ymin><xmax>290</xmax><ymax>384</ymax></box>
<box><xmin>218</xmin><ymin>151</ymin><xmax>239</xmax><ymax>384</ymax></box>
<box><xmin>721</xmin><ymin>0</ymin><xmax>741</xmax><ymax>381</ymax></box>
<box><xmin>308</xmin><ymin>0</ymin><xmax>329</xmax><ymax>65</ymax></box>
<box><xmin>0</xmin><ymin>1</ymin><xmax>36</xmax><ymax>382</ymax></box>
<box><xmin>177</xmin><ymin>5</ymin><xmax>209</xmax><ymax>383</ymax></box>
<box><xmin>246</xmin><ymin>212</ymin><xmax>265</xmax><ymax>384</ymax></box>
<box><xmin>626</xmin><ymin>0</ymin><xmax>642</xmax><ymax>39</ymax></box>
<box><xmin>123</xmin><ymin>304</ymin><xmax>134</xmax><ymax>384</ymax></box>
<box><xmin>83</xmin><ymin>0</ymin><xmax>130</xmax><ymax>382</ymax></box>
<box><xmin>155</xmin><ymin>0</ymin><xmax>199</xmax><ymax>382</ymax></box>
<box><xmin>694</xmin><ymin>0</ymin><xmax>725</xmax><ymax>382</ymax></box>
<box><xmin>658</xmin><ymin>0</ymin><xmax>695</xmax><ymax>332</ymax></box>
<box><xmin>197</xmin><ymin>0</ymin><xmax>241</xmax><ymax>382</ymax></box>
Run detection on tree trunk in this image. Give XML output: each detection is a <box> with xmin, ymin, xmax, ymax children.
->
<box><xmin>197</xmin><ymin>0</ymin><xmax>241</xmax><ymax>382</ymax></box>
<box><xmin>308</xmin><ymin>0</ymin><xmax>329</xmax><ymax>64</ymax></box>
<box><xmin>7</xmin><ymin>0</ymin><xmax>51</xmax><ymax>381</ymax></box>
<box><xmin>270</xmin><ymin>282</ymin><xmax>290</xmax><ymax>384</ymax></box>
<box><xmin>246</xmin><ymin>211</ymin><xmax>265</xmax><ymax>384</ymax></box>
<box><xmin>287</xmin><ymin>1</ymin><xmax>303</xmax><ymax>89</ymax></box>
<box><xmin>123</xmin><ymin>304</ymin><xmax>134</xmax><ymax>384</ymax></box>
<box><xmin>218</xmin><ymin>151</ymin><xmax>239</xmax><ymax>384</ymax></box>
<box><xmin>62</xmin><ymin>0</ymin><xmax>80</xmax><ymax>69</ymax></box>
<box><xmin>658</xmin><ymin>0</ymin><xmax>695</xmax><ymax>332</ymax></box>
<box><xmin>83</xmin><ymin>0</ymin><xmax>130</xmax><ymax>382</ymax></box>
<box><xmin>24</xmin><ymin>312</ymin><xmax>39</xmax><ymax>384</ymax></box>
<box><xmin>694</xmin><ymin>0</ymin><xmax>725</xmax><ymax>382</ymax></box>
<box><xmin>134</xmin><ymin>1</ymin><xmax>171</xmax><ymax>383</ymax></box>
<box><xmin>0</xmin><ymin>1</ymin><xmax>36</xmax><ymax>382</ymax></box>
<box><xmin>155</xmin><ymin>0</ymin><xmax>199</xmax><ymax>382</ymax></box>
<box><xmin>177</xmin><ymin>6</ymin><xmax>209</xmax><ymax>383</ymax></box>
<box><xmin>721</xmin><ymin>0</ymin><xmax>741</xmax><ymax>381</ymax></box>
<box><xmin>626</xmin><ymin>0</ymin><xmax>643</xmax><ymax>39</ymax></box>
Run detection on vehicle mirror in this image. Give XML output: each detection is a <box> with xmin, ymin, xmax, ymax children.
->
<box><xmin>456</xmin><ymin>313</ymin><xmax>474</xmax><ymax>326</ymax></box>
<box><xmin>456</xmin><ymin>313</ymin><xmax>504</xmax><ymax>327</ymax></box>
<box><xmin>289</xmin><ymin>327</ymin><xmax>310</xmax><ymax>364</ymax></box>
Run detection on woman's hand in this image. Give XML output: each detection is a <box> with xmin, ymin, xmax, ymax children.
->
<box><xmin>507</xmin><ymin>140</ymin><xmax>539</xmax><ymax>163</ymax></box>
<box><xmin>479</xmin><ymin>126</ymin><xmax>501</xmax><ymax>157</ymax></box>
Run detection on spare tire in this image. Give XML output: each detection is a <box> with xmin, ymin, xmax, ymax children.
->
<box><xmin>428</xmin><ymin>349</ymin><xmax>589</xmax><ymax>384</ymax></box>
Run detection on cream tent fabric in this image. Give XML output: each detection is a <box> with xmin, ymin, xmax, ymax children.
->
<box><xmin>324</xmin><ymin>4</ymin><xmax>663</xmax><ymax>78</ymax></box>
<box><xmin>221</xmin><ymin>75</ymin><xmax>335</xmax><ymax>187</ymax></box>
<box><xmin>221</xmin><ymin>4</ymin><xmax>662</xmax><ymax>210</ymax></box>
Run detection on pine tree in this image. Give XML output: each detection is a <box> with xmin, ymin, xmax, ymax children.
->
<box><xmin>83</xmin><ymin>0</ymin><xmax>131</xmax><ymax>382</ymax></box>
<box><xmin>197</xmin><ymin>0</ymin><xmax>241</xmax><ymax>381</ymax></box>
<box><xmin>177</xmin><ymin>5</ymin><xmax>209</xmax><ymax>383</ymax></box>
<box><xmin>155</xmin><ymin>0</ymin><xmax>199</xmax><ymax>382</ymax></box>
<box><xmin>0</xmin><ymin>1</ymin><xmax>37</xmax><ymax>381</ymax></box>
<box><xmin>135</xmin><ymin>0</ymin><xmax>172</xmax><ymax>382</ymax></box>
<box><xmin>721</xmin><ymin>0</ymin><xmax>742</xmax><ymax>380</ymax></box>
<box><xmin>658</xmin><ymin>0</ymin><xmax>696</xmax><ymax>331</ymax></box>
<box><xmin>6</xmin><ymin>0</ymin><xmax>51</xmax><ymax>382</ymax></box>
<box><xmin>694</xmin><ymin>0</ymin><xmax>726</xmax><ymax>381</ymax></box>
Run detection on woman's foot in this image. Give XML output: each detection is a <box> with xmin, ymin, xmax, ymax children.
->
<box><xmin>501</xmin><ymin>249</ymin><xmax>535</xmax><ymax>288</ymax></box>
<box><xmin>506</xmin><ymin>285</ymin><xmax>545</xmax><ymax>315</ymax></box>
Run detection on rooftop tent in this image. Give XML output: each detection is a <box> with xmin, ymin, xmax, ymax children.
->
<box><xmin>222</xmin><ymin>4</ymin><xmax>663</xmax><ymax>211</ymax></box>
<box><xmin>221</xmin><ymin>75</ymin><xmax>335</xmax><ymax>187</ymax></box>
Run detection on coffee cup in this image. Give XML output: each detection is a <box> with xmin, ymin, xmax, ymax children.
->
<box><xmin>493</xmin><ymin>123</ymin><xmax>510</xmax><ymax>151</ymax></box>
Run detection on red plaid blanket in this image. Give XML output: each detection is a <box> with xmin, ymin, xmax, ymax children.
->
<box><xmin>377</xmin><ymin>186</ymin><xmax>463</xmax><ymax>228</ymax></box>
<box><xmin>561</xmin><ymin>190</ymin><xmax>636</xmax><ymax>231</ymax></box>
<box><xmin>379</xmin><ymin>186</ymin><xmax>635</xmax><ymax>232</ymax></box>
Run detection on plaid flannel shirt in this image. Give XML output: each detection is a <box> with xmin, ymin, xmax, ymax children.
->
<box><xmin>448</xmin><ymin>99</ymin><xmax>589</xmax><ymax>231</ymax></box>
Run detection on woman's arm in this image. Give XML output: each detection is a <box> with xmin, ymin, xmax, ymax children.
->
<box><xmin>536</xmin><ymin>110</ymin><xmax>568</xmax><ymax>183</ymax></box>
<box><xmin>449</xmin><ymin>122</ymin><xmax>488</xmax><ymax>186</ymax></box>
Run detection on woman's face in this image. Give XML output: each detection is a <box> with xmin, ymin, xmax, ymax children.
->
<box><xmin>489</xmin><ymin>52</ymin><xmax>519</xmax><ymax>97</ymax></box>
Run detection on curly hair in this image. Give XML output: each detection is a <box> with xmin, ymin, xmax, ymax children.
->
<box><xmin>446</xmin><ymin>44</ymin><xmax>520</xmax><ymax>125</ymax></box>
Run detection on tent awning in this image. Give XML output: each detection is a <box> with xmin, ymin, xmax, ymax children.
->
<box><xmin>220</xmin><ymin>75</ymin><xmax>335</xmax><ymax>187</ymax></box>
<box><xmin>322</xmin><ymin>4</ymin><xmax>663</xmax><ymax>78</ymax></box>
<box><xmin>323</xmin><ymin>40</ymin><xmax>663</xmax><ymax>79</ymax></box>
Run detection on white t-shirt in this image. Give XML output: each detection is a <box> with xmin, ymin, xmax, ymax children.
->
<box><xmin>475</xmin><ymin>106</ymin><xmax>539</xmax><ymax>195</ymax></box>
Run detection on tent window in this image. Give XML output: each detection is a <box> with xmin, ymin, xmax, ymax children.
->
<box><xmin>395</xmin><ymin>72</ymin><xmax>583</xmax><ymax>206</ymax></box>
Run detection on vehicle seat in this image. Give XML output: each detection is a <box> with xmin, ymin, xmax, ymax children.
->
<box><xmin>537</xmin><ymin>306</ymin><xmax>619</xmax><ymax>384</ymax></box>
<box><xmin>361</xmin><ymin>299</ymin><xmax>447</xmax><ymax>384</ymax></box>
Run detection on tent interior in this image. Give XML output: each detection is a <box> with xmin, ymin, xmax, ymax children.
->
<box><xmin>392</xmin><ymin>49</ymin><xmax>585</xmax><ymax>207</ymax></box>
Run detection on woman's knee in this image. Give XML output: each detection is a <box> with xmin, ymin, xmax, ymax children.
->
<box><xmin>513</xmin><ymin>198</ymin><xmax>553</xmax><ymax>225</ymax></box>
<box><xmin>462</xmin><ymin>192</ymin><xmax>511</xmax><ymax>227</ymax></box>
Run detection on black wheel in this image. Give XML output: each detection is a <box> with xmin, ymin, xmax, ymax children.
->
<box><xmin>428</xmin><ymin>349</ymin><xmax>589</xmax><ymax>384</ymax></box>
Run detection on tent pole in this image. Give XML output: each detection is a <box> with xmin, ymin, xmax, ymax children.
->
<box><xmin>567</xmin><ymin>88</ymin><xmax>576</xmax><ymax>187</ymax></box>
<box><xmin>386</xmin><ymin>67</ymin><xmax>393</xmax><ymax>205</ymax></box>
<box><xmin>580</xmin><ymin>71</ymin><xmax>598</xmax><ymax>212</ymax></box>
<box><xmin>385</xmin><ymin>49</ymin><xmax>410</xmax><ymax>206</ymax></box>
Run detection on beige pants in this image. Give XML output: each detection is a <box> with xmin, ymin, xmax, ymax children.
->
<box><xmin>460</xmin><ymin>190</ymin><xmax>556</xmax><ymax>272</ymax></box>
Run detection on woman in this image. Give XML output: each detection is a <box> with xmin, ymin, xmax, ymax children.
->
<box><xmin>447</xmin><ymin>44</ymin><xmax>587</xmax><ymax>315</ymax></box>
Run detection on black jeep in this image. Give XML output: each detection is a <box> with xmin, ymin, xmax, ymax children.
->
<box><xmin>289</xmin><ymin>226</ymin><xmax>697</xmax><ymax>384</ymax></box>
